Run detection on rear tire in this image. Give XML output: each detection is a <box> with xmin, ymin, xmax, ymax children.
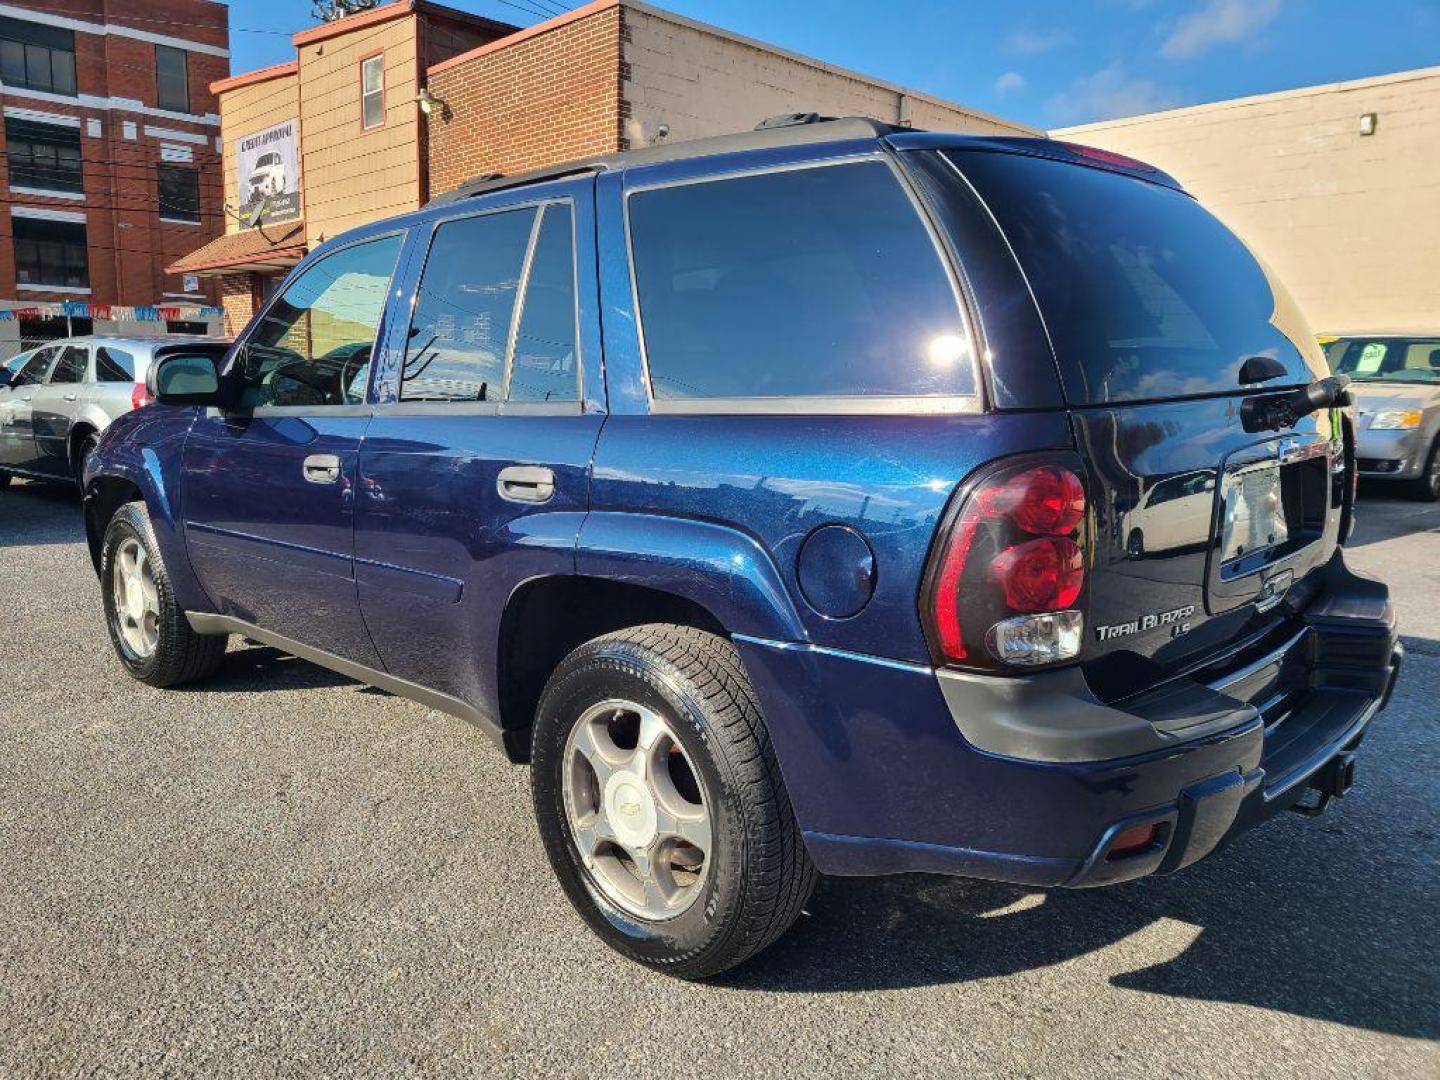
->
<box><xmin>1409</xmin><ymin>437</ymin><xmax>1440</xmax><ymax>502</ymax></box>
<box><xmin>531</xmin><ymin>624</ymin><xmax>816</xmax><ymax>979</ymax></box>
<box><xmin>73</xmin><ymin>432</ymin><xmax>98</xmax><ymax>490</ymax></box>
<box><xmin>101</xmin><ymin>501</ymin><xmax>227</xmax><ymax>687</ymax></box>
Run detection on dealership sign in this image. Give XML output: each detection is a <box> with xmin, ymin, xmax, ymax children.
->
<box><xmin>236</xmin><ymin>120</ymin><xmax>301</xmax><ymax>224</ymax></box>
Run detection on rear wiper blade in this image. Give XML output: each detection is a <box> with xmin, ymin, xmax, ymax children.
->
<box><xmin>1241</xmin><ymin>374</ymin><xmax>1352</xmax><ymax>432</ymax></box>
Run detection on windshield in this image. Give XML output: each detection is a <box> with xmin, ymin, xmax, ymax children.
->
<box><xmin>1325</xmin><ymin>337</ymin><xmax>1440</xmax><ymax>384</ymax></box>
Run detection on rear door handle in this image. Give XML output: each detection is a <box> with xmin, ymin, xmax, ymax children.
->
<box><xmin>63</xmin><ymin>393</ymin><xmax>77</xmax><ymax>402</ymax></box>
<box><xmin>303</xmin><ymin>453</ymin><xmax>342</xmax><ymax>484</ymax></box>
<box><xmin>497</xmin><ymin>464</ymin><xmax>555</xmax><ymax>503</ymax></box>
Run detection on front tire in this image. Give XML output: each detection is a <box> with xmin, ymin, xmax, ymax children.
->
<box><xmin>1409</xmin><ymin>437</ymin><xmax>1440</xmax><ymax>502</ymax></box>
<box><xmin>73</xmin><ymin>433</ymin><xmax>98</xmax><ymax>490</ymax></box>
<box><xmin>531</xmin><ymin>624</ymin><xmax>816</xmax><ymax>979</ymax></box>
<box><xmin>101</xmin><ymin>501</ymin><xmax>226</xmax><ymax>687</ymax></box>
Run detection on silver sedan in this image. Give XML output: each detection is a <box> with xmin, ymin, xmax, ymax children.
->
<box><xmin>0</xmin><ymin>335</ymin><xmax>227</xmax><ymax>489</ymax></box>
<box><xmin>1325</xmin><ymin>333</ymin><xmax>1440</xmax><ymax>501</ymax></box>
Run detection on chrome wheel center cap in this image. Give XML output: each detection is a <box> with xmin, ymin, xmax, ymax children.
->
<box><xmin>604</xmin><ymin>772</ymin><xmax>658</xmax><ymax>849</ymax></box>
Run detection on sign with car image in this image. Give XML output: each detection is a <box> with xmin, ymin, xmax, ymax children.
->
<box><xmin>235</xmin><ymin>119</ymin><xmax>300</xmax><ymax>224</ymax></box>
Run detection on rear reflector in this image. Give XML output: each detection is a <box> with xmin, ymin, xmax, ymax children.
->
<box><xmin>130</xmin><ymin>383</ymin><xmax>153</xmax><ymax>411</ymax></box>
<box><xmin>1107</xmin><ymin>822</ymin><xmax>1159</xmax><ymax>859</ymax></box>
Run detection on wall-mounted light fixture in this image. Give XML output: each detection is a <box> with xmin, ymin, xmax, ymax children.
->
<box><xmin>1359</xmin><ymin>112</ymin><xmax>1378</xmax><ymax>136</ymax></box>
<box><xmin>416</xmin><ymin>87</ymin><xmax>445</xmax><ymax>117</ymax></box>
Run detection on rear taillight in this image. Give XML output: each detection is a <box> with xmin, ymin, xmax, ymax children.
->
<box><xmin>923</xmin><ymin>457</ymin><xmax>1089</xmax><ymax>670</ymax></box>
<box><xmin>130</xmin><ymin>383</ymin><xmax>152</xmax><ymax>410</ymax></box>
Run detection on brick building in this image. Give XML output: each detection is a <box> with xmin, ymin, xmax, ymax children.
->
<box><xmin>172</xmin><ymin>0</ymin><xmax>1036</xmax><ymax>335</ymax></box>
<box><xmin>0</xmin><ymin>0</ymin><xmax>229</xmax><ymax>351</ymax></box>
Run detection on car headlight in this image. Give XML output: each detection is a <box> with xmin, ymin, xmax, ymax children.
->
<box><xmin>1369</xmin><ymin>409</ymin><xmax>1423</xmax><ymax>430</ymax></box>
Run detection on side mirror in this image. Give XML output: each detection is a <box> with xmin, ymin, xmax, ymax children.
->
<box><xmin>0</xmin><ymin>368</ymin><xmax>12</xmax><ymax>389</ymax></box>
<box><xmin>148</xmin><ymin>353</ymin><xmax>222</xmax><ymax>405</ymax></box>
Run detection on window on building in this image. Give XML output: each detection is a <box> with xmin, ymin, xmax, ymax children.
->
<box><xmin>155</xmin><ymin>45</ymin><xmax>190</xmax><ymax>113</ymax></box>
<box><xmin>627</xmin><ymin>161</ymin><xmax>973</xmax><ymax>404</ymax></box>
<box><xmin>158</xmin><ymin>165</ymin><xmax>201</xmax><ymax>223</ymax></box>
<box><xmin>95</xmin><ymin>346</ymin><xmax>136</xmax><ymax>382</ymax></box>
<box><xmin>13</xmin><ymin>218</ymin><xmax>89</xmax><ymax>289</ymax></box>
<box><xmin>360</xmin><ymin>54</ymin><xmax>384</xmax><ymax>130</ymax></box>
<box><xmin>5</xmin><ymin>118</ymin><xmax>82</xmax><ymax>194</ymax></box>
<box><xmin>18</xmin><ymin>316</ymin><xmax>90</xmax><ymax>345</ymax></box>
<box><xmin>238</xmin><ymin>234</ymin><xmax>403</xmax><ymax>408</ymax></box>
<box><xmin>0</xmin><ymin>16</ymin><xmax>77</xmax><ymax>96</ymax></box>
<box><xmin>401</xmin><ymin>207</ymin><xmax>536</xmax><ymax>402</ymax></box>
<box><xmin>166</xmin><ymin>320</ymin><xmax>208</xmax><ymax>336</ymax></box>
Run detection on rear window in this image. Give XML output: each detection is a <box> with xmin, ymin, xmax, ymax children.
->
<box><xmin>95</xmin><ymin>346</ymin><xmax>135</xmax><ymax>382</ymax></box>
<box><xmin>628</xmin><ymin>160</ymin><xmax>974</xmax><ymax>406</ymax></box>
<box><xmin>950</xmin><ymin>151</ymin><xmax>1318</xmax><ymax>405</ymax></box>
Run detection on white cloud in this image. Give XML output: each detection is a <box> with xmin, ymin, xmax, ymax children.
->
<box><xmin>994</xmin><ymin>71</ymin><xmax>1027</xmax><ymax>97</ymax></box>
<box><xmin>1047</xmin><ymin>63</ymin><xmax>1178</xmax><ymax>123</ymax></box>
<box><xmin>1005</xmin><ymin>26</ymin><xmax>1073</xmax><ymax>56</ymax></box>
<box><xmin>1161</xmin><ymin>0</ymin><xmax>1284</xmax><ymax>58</ymax></box>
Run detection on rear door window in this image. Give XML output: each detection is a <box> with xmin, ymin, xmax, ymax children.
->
<box><xmin>627</xmin><ymin>160</ymin><xmax>973</xmax><ymax>407</ymax></box>
<box><xmin>950</xmin><ymin>150</ymin><xmax>1319</xmax><ymax>405</ymax></box>
<box><xmin>95</xmin><ymin>346</ymin><xmax>136</xmax><ymax>382</ymax></box>
<box><xmin>48</xmin><ymin>345</ymin><xmax>86</xmax><ymax>384</ymax></box>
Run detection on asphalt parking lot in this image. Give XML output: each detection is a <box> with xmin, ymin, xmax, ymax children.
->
<box><xmin>0</xmin><ymin>481</ymin><xmax>1436</xmax><ymax>1078</ymax></box>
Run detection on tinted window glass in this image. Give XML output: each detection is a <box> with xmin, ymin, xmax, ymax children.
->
<box><xmin>402</xmin><ymin>208</ymin><xmax>535</xmax><ymax>403</ymax></box>
<box><xmin>240</xmin><ymin>234</ymin><xmax>403</xmax><ymax>408</ymax></box>
<box><xmin>158</xmin><ymin>165</ymin><xmax>200</xmax><ymax>223</ymax></box>
<box><xmin>95</xmin><ymin>346</ymin><xmax>135</xmax><ymax>382</ymax></box>
<box><xmin>49</xmin><ymin>345</ymin><xmax>86</xmax><ymax>384</ymax></box>
<box><xmin>508</xmin><ymin>203</ymin><xmax>578</xmax><ymax>402</ymax></box>
<box><xmin>628</xmin><ymin>161</ymin><xmax>971</xmax><ymax>403</ymax></box>
<box><xmin>951</xmin><ymin>151</ymin><xmax>1318</xmax><ymax>405</ymax></box>
<box><xmin>14</xmin><ymin>217</ymin><xmax>87</xmax><ymax>287</ymax></box>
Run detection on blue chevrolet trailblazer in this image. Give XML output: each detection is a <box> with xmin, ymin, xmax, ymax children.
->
<box><xmin>81</xmin><ymin>117</ymin><xmax>1401</xmax><ymax>977</ymax></box>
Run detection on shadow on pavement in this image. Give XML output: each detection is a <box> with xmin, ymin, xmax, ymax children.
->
<box><xmin>0</xmin><ymin>481</ymin><xmax>85</xmax><ymax>548</ymax></box>
<box><xmin>722</xmin><ymin>794</ymin><xmax>1437</xmax><ymax>1040</ymax></box>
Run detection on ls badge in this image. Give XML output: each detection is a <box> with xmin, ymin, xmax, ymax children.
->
<box><xmin>1094</xmin><ymin>604</ymin><xmax>1196</xmax><ymax>643</ymax></box>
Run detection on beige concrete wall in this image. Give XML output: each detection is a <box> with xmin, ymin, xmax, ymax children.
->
<box><xmin>620</xmin><ymin>1</ymin><xmax>1037</xmax><ymax>147</ymax></box>
<box><xmin>219</xmin><ymin>72</ymin><xmax>301</xmax><ymax>236</ymax></box>
<box><xmin>296</xmin><ymin>15</ymin><xmax>422</xmax><ymax>246</ymax></box>
<box><xmin>1053</xmin><ymin>68</ymin><xmax>1440</xmax><ymax>335</ymax></box>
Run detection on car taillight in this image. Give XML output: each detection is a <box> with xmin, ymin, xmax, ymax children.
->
<box><xmin>131</xmin><ymin>383</ymin><xmax>152</xmax><ymax>410</ymax></box>
<box><xmin>923</xmin><ymin>457</ymin><xmax>1089</xmax><ymax>670</ymax></box>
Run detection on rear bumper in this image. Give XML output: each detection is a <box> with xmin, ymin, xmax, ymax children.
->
<box><xmin>737</xmin><ymin>556</ymin><xmax>1399</xmax><ymax>887</ymax></box>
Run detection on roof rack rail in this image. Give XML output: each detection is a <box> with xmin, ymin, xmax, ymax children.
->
<box><xmin>754</xmin><ymin>112</ymin><xmax>837</xmax><ymax>130</ymax></box>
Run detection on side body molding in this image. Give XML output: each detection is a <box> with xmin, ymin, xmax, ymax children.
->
<box><xmin>575</xmin><ymin>511</ymin><xmax>809</xmax><ymax>643</ymax></box>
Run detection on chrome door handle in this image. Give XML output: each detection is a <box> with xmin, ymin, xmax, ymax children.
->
<box><xmin>497</xmin><ymin>465</ymin><xmax>555</xmax><ymax>503</ymax></box>
<box><xmin>303</xmin><ymin>453</ymin><xmax>342</xmax><ymax>484</ymax></box>
<box><xmin>63</xmin><ymin>393</ymin><xmax>77</xmax><ymax>402</ymax></box>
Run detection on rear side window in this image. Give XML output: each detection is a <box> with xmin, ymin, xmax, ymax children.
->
<box><xmin>1327</xmin><ymin>337</ymin><xmax>1440</xmax><ymax>384</ymax></box>
<box><xmin>402</xmin><ymin>201</ymin><xmax>580</xmax><ymax>404</ymax></box>
<box><xmin>49</xmin><ymin>345</ymin><xmax>86</xmax><ymax>384</ymax></box>
<box><xmin>95</xmin><ymin>346</ymin><xmax>135</xmax><ymax>382</ymax></box>
<box><xmin>628</xmin><ymin>160</ymin><xmax>973</xmax><ymax>405</ymax></box>
<box><xmin>951</xmin><ymin>151</ymin><xmax>1318</xmax><ymax>404</ymax></box>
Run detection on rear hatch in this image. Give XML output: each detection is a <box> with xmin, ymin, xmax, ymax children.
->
<box><xmin>941</xmin><ymin>146</ymin><xmax>1345</xmax><ymax>698</ymax></box>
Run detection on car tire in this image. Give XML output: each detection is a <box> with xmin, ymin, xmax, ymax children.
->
<box><xmin>531</xmin><ymin>623</ymin><xmax>817</xmax><ymax>979</ymax></box>
<box><xmin>1409</xmin><ymin>438</ymin><xmax>1440</xmax><ymax>502</ymax></box>
<box><xmin>73</xmin><ymin>432</ymin><xmax>98</xmax><ymax>490</ymax></box>
<box><xmin>101</xmin><ymin>501</ymin><xmax>227</xmax><ymax>688</ymax></box>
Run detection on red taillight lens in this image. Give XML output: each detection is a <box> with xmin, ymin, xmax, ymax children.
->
<box><xmin>991</xmin><ymin>537</ymin><xmax>1083</xmax><ymax>612</ymax></box>
<box><xmin>130</xmin><ymin>383</ymin><xmax>152</xmax><ymax>410</ymax></box>
<box><xmin>923</xmin><ymin>458</ymin><xmax>1088</xmax><ymax>668</ymax></box>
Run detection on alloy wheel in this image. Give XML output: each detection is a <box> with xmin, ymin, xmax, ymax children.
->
<box><xmin>112</xmin><ymin>537</ymin><xmax>160</xmax><ymax>660</ymax></box>
<box><xmin>562</xmin><ymin>699</ymin><xmax>712</xmax><ymax>921</ymax></box>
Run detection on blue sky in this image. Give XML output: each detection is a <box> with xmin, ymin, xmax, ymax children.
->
<box><xmin>226</xmin><ymin>0</ymin><xmax>1440</xmax><ymax>127</ymax></box>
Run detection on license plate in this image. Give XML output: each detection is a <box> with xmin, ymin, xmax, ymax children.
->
<box><xmin>1221</xmin><ymin>461</ymin><xmax>1288</xmax><ymax>563</ymax></box>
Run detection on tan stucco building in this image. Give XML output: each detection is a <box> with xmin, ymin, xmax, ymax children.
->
<box><xmin>170</xmin><ymin>0</ymin><xmax>1036</xmax><ymax>334</ymax></box>
<box><xmin>1053</xmin><ymin>67</ymin><xmax>1440</xmax><ymax>336</ymax></box>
